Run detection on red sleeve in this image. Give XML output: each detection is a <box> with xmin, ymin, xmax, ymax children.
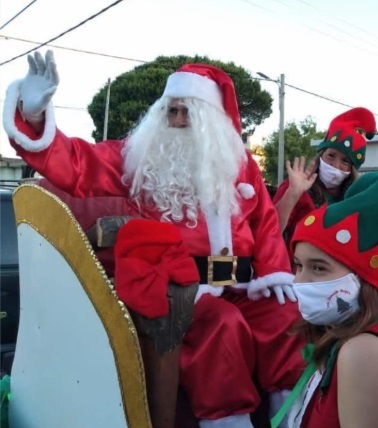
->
<box><xmin>37</xmin><ymin>178</ymin><xmax>131</xmax><ymax>230</ymax></box>
<box><xmin>273</xmin><ymin>179</ymin><xmax>316</xmax><ymax>262</ymax></box>
<box><xmin>244</xmin><ymin>155</ymin><xmax>292</xmax><ymax>278</ymax></box>
<box><xmin>272</xmin><ymin>179</ymin><xmax>290</xmax><ymax>204</ymax></box>
<box><xmin>10</xmin><ymin>111</ymin><xmax>127</xmax><ymax>198</ymax></box>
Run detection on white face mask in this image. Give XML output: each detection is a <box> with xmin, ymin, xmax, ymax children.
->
<box><xmin>293</xmin><ymin>273</ymin><xmax>361</xmax><ymax>325</ymax></box>
<box><xmin>318</xmin><ymin>158</ymin><xmax>351</xmax><ymax>188</ymax></box>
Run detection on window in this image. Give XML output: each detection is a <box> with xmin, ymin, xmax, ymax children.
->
<box><xmin>0</xmin><ymin>193</ymin><xmax>18</xmax><ymax>267</ymax></box>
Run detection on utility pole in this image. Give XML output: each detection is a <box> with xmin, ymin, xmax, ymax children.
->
<box><xmin>256</xmin><ymin>72</ymin><xmax>286</xmax><ymax>186</ymax></box>
<box><xmin>103</xmin><ymin>78</ymin><xmax>111</xmax><ymax>141</ymax></box>
<box><xmin>277</xmin><ymin>74</ymin><xmax>285</xmax><ymax>186</ymax></box>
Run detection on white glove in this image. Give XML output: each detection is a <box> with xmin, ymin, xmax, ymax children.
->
<box><xmin>19</xmin><ymin>50</ymin><xmax>59</xmax><ymax>123</ymax></box>
<box><xmin>249</xmin><ymin>284</ymin><xmax>297</xmax><ymax>305</ymax></box>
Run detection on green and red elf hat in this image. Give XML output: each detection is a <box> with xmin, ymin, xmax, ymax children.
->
<box><xmin>317</xmin><ymin>107</ymin><xmax>376</xmax><ymax>169</ymax></box>
<box><xmin>291</xmin><ymin>172</ymin><xmax>378</xmax><ymax>287</ymax></box>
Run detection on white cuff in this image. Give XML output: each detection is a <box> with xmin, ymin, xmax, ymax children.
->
<box><xmin>194</xmin><ymin>284</ymin><xmax>224</xmax><ymax>303</ymax></box>
<box><xmin>200</xmin><ymin>413</ymin><xmax>253</xmax><ymax>428</ymax></box>
<box><xmin>247</xmin><ymin>271</ymin><xmax>294</xmax><ymax>298</ymax></box>
<box><xmin>3</xmin><ymin>79</ymin><xmax>56</xmax><ymax>152</ymax></box>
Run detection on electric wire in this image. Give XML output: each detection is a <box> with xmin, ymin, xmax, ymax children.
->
<box><xmin>0</xmin><ymin>35</ymin><xmax>145</xmax><ymax>64</ymax></box>
<box><xmin>295</xmin><ymin>0</ymin><xmax>378</xmax><ymax>42</ymax></box>
<box><xmin>0</xmin><ymin>0</ymin><xmax>37</xmax><ymax>31</ymax></box>
<box><xmin>1</xmin><ymin>34</ymin><xmax>375</xmax><ymax>115</ymax></box>
<box><xmin>0</xmin><ymin>0</ymin><xmax>125</xmax><ymax>66</ymax></box>
<box><xmin>285</xmin><ymin>83</ymin><xmax>353</xmax><ymax>110</ymax></box>
<box><xmin>283</xmin><ymin>0</ymin><xmax>378</xmax><ymax>52</ymax></box>
<box><xmin>240</xmin><ymin>0</ymin><xmax>378</xmax><ymax>57</ymax></box>
<box><xmin>0</xmin><ymin>2</ymin><xmax>376</xmax><ymax>116</ymax></box>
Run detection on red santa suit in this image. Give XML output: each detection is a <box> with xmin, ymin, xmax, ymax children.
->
<box><xmin>273</xmin><ymin>179</ymin><xmax>317</xmax><ymax>265</ymax></box>
<box><xmin>3</xmin><ymin>65</ymin><xmax>305</xmax><ymax>422</ymax></box>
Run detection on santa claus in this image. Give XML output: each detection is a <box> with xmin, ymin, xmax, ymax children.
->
<box><xmin>3</xmin><ymin>52</ymin><xmax>305</xmax><ymax>428</ymax></box>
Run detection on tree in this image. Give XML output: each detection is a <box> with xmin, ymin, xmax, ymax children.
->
<box><xmin>88</xmin><ymin>55</ymin><xmax>273</xmax><ymax>141</ymax></box>
<box><xmin>261</xmin><ymin>116</ymin><xmax>325</xmax><ymax>185</ymax></box>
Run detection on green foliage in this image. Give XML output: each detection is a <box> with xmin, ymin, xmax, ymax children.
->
<box><xmin>88</xmin><ymin>55</ymin><xmax>273</xmax><ymax>142</ymax></box>
<box><xmin>261</xmin><ymin>116</ymin><xmax>325</xmax><ymax>185</ymax></box>
<box><xmin>1</xmin><ymin>375</ymin><xmax>10</xmax><ymax>428</ymax></box>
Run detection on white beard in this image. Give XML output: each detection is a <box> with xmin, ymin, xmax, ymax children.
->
<box><xmin>122</xmin><ymin>97</ymin><xmax>247</xmax><ymax>226</ymax></box>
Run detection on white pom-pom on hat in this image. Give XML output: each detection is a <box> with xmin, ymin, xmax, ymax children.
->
<box><xmin>237</xmin><ymin>183</ymin><xmax>255</xmax><ymax>199</ymax></box>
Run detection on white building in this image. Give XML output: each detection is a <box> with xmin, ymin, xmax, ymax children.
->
<box><xmin>0</xmin><ymin>156</ymin><xmax>26</xmax><ymax>185</ymax></box>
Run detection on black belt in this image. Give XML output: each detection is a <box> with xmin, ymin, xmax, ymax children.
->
<box><xmin>194</xmin><ymin>256</ymin><xmax>252</xmax><ymax>286</ymax></box>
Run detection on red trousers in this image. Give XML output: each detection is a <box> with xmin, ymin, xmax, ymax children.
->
<box><xmin>180</xmin><ymin>291</ymin><xmax>306</xmax><ymax>420</ymax></box>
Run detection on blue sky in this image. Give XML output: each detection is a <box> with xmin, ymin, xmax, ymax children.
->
<box><xmin>1</xmin><ymin>0</ymin><xmax>378</xmax><ymax>157</ymax></box>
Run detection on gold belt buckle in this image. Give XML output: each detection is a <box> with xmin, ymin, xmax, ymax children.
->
<box><xmin>207</xmin><ymin>255</ymin><xmax>237</xmax><ymax>286</ymax></box>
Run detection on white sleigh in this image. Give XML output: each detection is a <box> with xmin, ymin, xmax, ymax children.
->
<box><xmin>10</xmin><ymin>184</ymin><xmax>152</xmax><ymax>428</ymax></box>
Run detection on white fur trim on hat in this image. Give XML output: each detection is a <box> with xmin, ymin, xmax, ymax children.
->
<box><xmin>3</xmin><ymin>79</ymin><xmax>56</xmax><ymax>152</ymax></box>
<box><xmin>162</xmin><ymin>71</ymin><xmax>225</xmax><ymax>113</ymax></box>
<box><xmin>237</xmin><ymin>183</ymin><xmax>255</xmax><ymax>199</ymax></box>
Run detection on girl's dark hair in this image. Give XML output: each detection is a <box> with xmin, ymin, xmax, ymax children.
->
<box><xmin>308</xmin><ymin>150</ymin><xmax>359</xmax><ymax>208</ymax></box>
<box><xmin>291</xmin><ymin>280</ymin><xmax>378</xmax><ymax>369</ymax></box>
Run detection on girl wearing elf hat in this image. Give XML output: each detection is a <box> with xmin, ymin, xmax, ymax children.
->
<box><xmin>275</xmin><ymin>172</ymin><xmax>378</xmax><ymax>428</ymax></box>
<box><xmin>273</xmin><ymin>107</ymin><xmax>376</xmax><ymax>266</ymax></box>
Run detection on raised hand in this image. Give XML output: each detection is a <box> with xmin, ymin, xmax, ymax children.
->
<box><xmin>286</xmin><ymin>156</ymin><xmax>317</xmax><ymax>197</ymax></box>
<box><xmin>19</xmin><ymin>50</ymin><xmax>59</xmax><ymax>123</ymax></box>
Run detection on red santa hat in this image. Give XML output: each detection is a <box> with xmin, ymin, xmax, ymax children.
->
<box><xmin>317</xmin><ymin>107</ymin><xmax>376</xmax><ymax>169</ymax></box>
<box><xmin>114</xmin><ymin>219</ymin><xmax>200</xmax><ymax>318</ymax></box>
<box><xmin>162</xmin><ymin>63</ymin><xmax>242</xmax><ymax>134</ymax></box>
<box><xmin>292</xmin><ymin>172</ymin><xmax>378</xmax><ymax>287</ymax></box>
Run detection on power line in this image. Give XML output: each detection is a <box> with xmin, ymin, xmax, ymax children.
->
<box><xmin>1</xmin><ymin>33</ymin><xmax>377</xmax><ymax>117</ymax></box>
<box><xmin>286</xmin><ymin>83</ymin><xmax>378</xmax><ymax>116</ymax></box>
<box><xmin>251</xmin><ymin>78</ymin><xmax>378</xmax><ymax>117</ymax></box>
<box><xmin>0</xmin><ymin>0</ymin><xmax>38</xmax><ymax>31</ymax></box>
<box><xmin>0</xmin><ymin>35</ymin><xmax>145</xmax><ymax>64</ymax></box>
<box><xmin>0</xmin><ymin>0</ymin><xmax>125</xmax><ymax>66</ymax></box>
<box><xmin>287</xmin><ymin>0</ymin><xmax>378</xmax><ymax>53</ymax></box>
<box><xmin>285</xmin><ymin>83</ymin><xmax>353</xmax><ymax>110</ymax></box>
<box><xmin>295</xmin><ymin>0</ymin><xmax>378</xmax><ymax>43</ymax></box>
<box><xmin>239</xmin><ymin>0</ymin><xmax>378</xmax><ymax>58</ymax></box>
<box><xmin>2</xmin><ymin>75</ymin><xmax>375</xmax><ymax>118</ymax></box>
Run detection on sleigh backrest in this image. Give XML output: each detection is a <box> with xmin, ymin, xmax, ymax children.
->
<box><xmin>10</xmin><ymin>184</ymin><xmax>151</xmax><ymax>428</ymax></box>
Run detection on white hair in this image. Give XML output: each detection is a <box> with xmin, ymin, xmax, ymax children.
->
<box><xmin>121</xmin><ymin>97</ymin><xmax>247</xmax><ymax>226</ymax></box>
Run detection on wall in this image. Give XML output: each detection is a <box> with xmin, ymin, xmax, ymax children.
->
<box><xmin>0</xmin><ymin>157</ymin><xmax>25</xmax><ymax>184</ymax></box>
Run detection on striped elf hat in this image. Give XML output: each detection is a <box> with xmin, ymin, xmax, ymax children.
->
<box><xmin>292</xmin><ymin>172</ymin><xmax>378</xmax><ymax>287</ymax></box>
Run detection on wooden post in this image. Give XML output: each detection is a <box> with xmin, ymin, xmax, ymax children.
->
<box><xmin>130</xmin><ymin>282</ymin><xmax>198</xmax><ymax>428</ymax></box>
<box><xmin>137</xmin><ymin>336</ymin><xmax>181</xmax><ymax>428</ymax></box>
